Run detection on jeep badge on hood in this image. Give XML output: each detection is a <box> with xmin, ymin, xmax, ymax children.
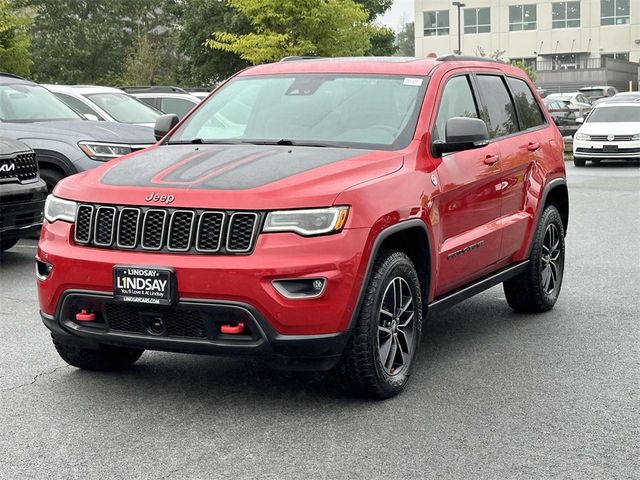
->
<box><xmin>145</xmin><ymin>192</ymin><xmax>175</xmax><ymax>204</ymax></box>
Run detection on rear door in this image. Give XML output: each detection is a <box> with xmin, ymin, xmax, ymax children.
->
<box><xmin>430</xmin><ymin>72</ymin><xmax>503</xmax><ymax>296</ymax></box>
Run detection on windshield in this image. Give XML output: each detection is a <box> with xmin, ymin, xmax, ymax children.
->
<box><xmin>580</xmin><ymin>89</ymin><xmax>604</xmax><ymax>99</ymax></box>
<box><xmin>0</xmin><ymin>84</ymin><xmax>81</xmax><ymax>122</ymax></box>
<box><xmin>85</xmin><ymin>92</ymin><xmax>162</xmax><ymax>123</ymax></box>
<box><xmin>587</xmin><ymin>106</ymin><xmax>640</xmax><ymax>123</ymax></box>
<box><xmin>168</xmin><ymin>74</ymin><xmax>428</xmax><ymax>150</ymax></box>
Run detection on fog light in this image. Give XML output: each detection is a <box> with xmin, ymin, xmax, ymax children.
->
<box><xmin>35</xmin><ymin>258</ymin><xmax>53</xmax><ymax>280</ymax></box>
<box><xmin>272</xmin><ymin>278</ymin><xmax>326</xmax><ymax>299</ymax></box>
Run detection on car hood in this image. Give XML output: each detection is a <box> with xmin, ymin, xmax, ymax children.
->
<box><xmin>578</xmin><ymin>122</ymin><xmax>640</xmax><ymax>135</ymax></box>
<box><xmin>54</xmin><ymin>144</ymin><xmax>404</xmax><ymax>209</ymax></box>
<box><xmin>1</xmin><ymin>120</ymin><xmax>155</xmax><ymax>144</ymax></box>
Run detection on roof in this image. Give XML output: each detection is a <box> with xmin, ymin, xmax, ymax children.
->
<box><xmin>238</xmin><ymin>55</ymin><xmax>512</xmax><ymax>77</ymax></box>
<box><xmin>593</xmin><ymin>101</ymin><xmax>640</xmax><ymax>108</ymax></box>
<box><xmin>0</xmin><ymin>73</ymin><xmax>34</xmax><ymax>85</ymax></box>
<box><xmin>43</xmin><ymin>84</ymin><xmax>126</xmax><ymax>95</ymax></box>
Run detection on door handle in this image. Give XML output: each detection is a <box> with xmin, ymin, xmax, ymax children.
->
<box><xmin>484</xmin><ymin>154</ymin><xmax>500</xmax><ymax>165</ymax></box>
<box><xmin>527</xmin><ymin>142</ymin><xmax>540</xmax><ymax>152</ymax></box>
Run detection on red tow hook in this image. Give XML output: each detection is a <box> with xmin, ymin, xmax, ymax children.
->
<box><xmin>75</xmin><ymin>310</ymin><xmax>96</xmax><ymax>322</ymax></box>
<box><xmin>220</xmin><ymin>322</ymin><xmax>245</xmax><ymax>335</ymax></box>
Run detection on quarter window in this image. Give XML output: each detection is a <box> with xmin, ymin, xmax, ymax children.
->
<box><xmin>601</xmin><ymin>0</ymin><xmax>630</xmax><ymax>25</ymax></box>
<box><xmin>432</xmin><ymin>75</ymin><xmax>479</xmax><ymax>143</ymax></box>
<box><xmin>476</xmin><ymin>75</ymin><xmax>519</xmax><ymax>138</ymax></box>
<box><xmin>552</xmin><ymin>2</ymin><xmax>581</xmax><ymax>28</ymax></box>
<box><xmin>509</xmin><ymin>4</ymin><xmax>537</xmax><ymax>31</ymax></box>
<box><xmin>464</xmin><ymin>7</ymin><xmax>491</xmax><ymax>34</ymax></box>
<box><xmin>507</xmin><ymin>77</ymin><xmax>546</xmax><ymax>130</ymax></box>
<box><xmin>424</xmin><ymin>10</ymin><xmax>450</xmax><ymax>36</ymax></box>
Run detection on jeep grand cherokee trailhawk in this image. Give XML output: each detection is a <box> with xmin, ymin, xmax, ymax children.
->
<box><xmin>37</xmin><ymin>56</ymin><xmax>568</xmax><ymax>398</ymax></box>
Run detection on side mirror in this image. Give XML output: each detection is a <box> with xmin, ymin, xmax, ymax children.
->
<box><xmin>433</xmin><ymin>117</ymin><xmax>490</xmax><ymax>156</ymax></box>
<box><xmin>576</xmin><ymin>117</ymin><xmax>584</xmax><ymax>124</ymax></box>
<box><xmin>154</xmin><ymin>114</ymin><xmax>180</xmax><ymax>141</ymax></box>
<box><xmin>83</xmin><ymin>113</ymin><xmax>101</xmax><ymax>122</ymax></box>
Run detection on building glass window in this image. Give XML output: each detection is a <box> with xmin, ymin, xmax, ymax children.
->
<box><xmin>601</xmin><ymin>0</ymin><xmax>630</xmax><ymax>25</ymax></box>
<box><xmin>464</xmin><ymin>7</ymin><xmax>491</xmax><ymax>34</ymax></box>
<box><xmin>424</xmin><ymin>10</ymin><xmax>450</xmax><ymax>36</ymax></box>
<box><xmin>552</xmin><ymin>2</ymin><xmax>581</xmax><ymax>28</ymax></box>
<box><xmin>509</xmin><ymin>4</ymin><xmax>537</xmax><ymax>31</ymax></box>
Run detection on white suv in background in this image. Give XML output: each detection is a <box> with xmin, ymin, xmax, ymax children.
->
<box><xmin>121</xmin><ymin>86</ymin><xmax>200</xmax><ymax>119</ymax></box>
<box><xmin>573</xmin><ymin>102</ymin><xmax>640</xmax><ymax>166</ymax></box>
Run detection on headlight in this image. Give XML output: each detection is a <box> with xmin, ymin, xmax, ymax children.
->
<box><xmin>78</xmin><ymin>142</ymin><xmax>133</xmax><ymax>161</ymax></box>
<box><xmin>632</xmin><ymin>134</ymin><xmax>640</xmax><ymax>141</ymax></box>
<box><xmin>263</xmin><ymin>207</ymin><xmax>349</xmax><ymax>236</ymax></box>
<box><xmin>575</xmin><ymin>133</ymin><xmax>590</xmax><ymax>141</ymax></box>
<box><xmin>44</xmin><ymin>195</ymin><xmax>77</xmax><ymax>223</ymax></box>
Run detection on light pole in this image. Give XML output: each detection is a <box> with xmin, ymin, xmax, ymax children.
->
<box><xmin>452</xmin><ymin>2</ymin><xmax>466</xmax><ymax>55</ymax></box>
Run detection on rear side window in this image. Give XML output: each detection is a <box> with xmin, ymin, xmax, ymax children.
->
<box><xmin>507</xmin><ymin>77</ymin><xmax>546</xmax><ymax>130</ymax></box>
<box><xmin>432</xmin><ymin>75</ymin><xmax>478</xmax><ymax>143</ymax></box>
<box><xmin>476</xmin><ymin>75</ymin><xmax>518</xmax><ymax>138</ymax></box>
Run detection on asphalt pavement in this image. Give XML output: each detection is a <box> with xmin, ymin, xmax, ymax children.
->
<box><xmin>1</xmin><ymin>162</ymin><xmax>638</xmax><ymax>479</ymax></box>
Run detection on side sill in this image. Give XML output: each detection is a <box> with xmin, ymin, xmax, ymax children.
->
<box><xmin>427</xmin><ymin>260</ymin><xmax>529</xmax><ymax>317</ymax></box>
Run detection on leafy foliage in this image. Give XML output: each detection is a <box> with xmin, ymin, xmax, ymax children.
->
<box><xmin>0</xmin><ymin>0</ymin><xmax>32</xmax><ymax>76</ymax></box>
<box><xmin>511</xmin><ymin>61</ymin><xmax>536</xmax><ymax>82</ymax></box>
<box><xmin>205</xmin><ymin>0</ymin><xmax>385</xmax><ymax>64</ymax></box>
<box><xmin>395</xmin><ymin>22</ymin><xmax>414</xmax><ymax>57</ymax></box>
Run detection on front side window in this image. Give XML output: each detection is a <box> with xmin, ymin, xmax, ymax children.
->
<box><xmin>601</xmin><ymin>0</ymin><xmax>630</xmax><ymax>25</ymax></box>
<box><xmin>507</xmin><ymin>77</ymin><xmax>546</xmax><ymax>130</ymax></box>
<box><xmin>509</xmin><ymin>4</ymin><xmax>537</xmax><ymax>31</ymax></box>
<box><xmin>424</xmin><ymin>10</ymin><xmax>449</xmax><ymax>36</ymax></box>
<box><xmin>464</xmin><ymin>7</ymin><xmax>491</xmax><ymax>34</ymax></box>
<box><xmin>161</xmin><ymin>98</ymin><xmax>197</xmax><ymax>119</ymax></box>
<box><xmin>432</xmin><ymin>75</ymin><xmax>479</xmax><ymax>143</ymax></box>
<box><xmin>169</xmin><ymin>74</ymin><xmax>429</xmax><ymax>151</ymax></box>
<box><xmin>0</xmin><ymin>84</ymin><xmax>80</xmax><ymax>122</ymax></box>
<box><xmin>476</xmin><ymin>75</ymin><xmax>519</xmax><ymax>138</ymax></box>
<box><xmin>552</xmin><ymin>2</ymin><xmax>581</xmax><ymax>28</ymax></box>
<box><xmin>85</xmin><ymin>93</ymin><xmax>162</xmax><ymax>124</ymax></box>
<box><xmin>55</xmin><ymin>93</ymin><xmax>105</xmax><ymax>120</ymax></box>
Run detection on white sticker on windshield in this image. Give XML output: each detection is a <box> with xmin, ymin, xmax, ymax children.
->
<box><xmin>403</xmin><ymin>78</ymin><xmax>423</xmax><ymax>87</ymax></box>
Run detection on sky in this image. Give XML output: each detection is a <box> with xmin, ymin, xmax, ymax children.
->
<box><xmin>379</xmin><ymin>0</ymin><xmax>414</xmax><ymax>31</ymax></box>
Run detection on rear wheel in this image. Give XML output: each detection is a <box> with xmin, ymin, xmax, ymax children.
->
<box><xmin>573</xmin><ymin>156</ymin><xmax>586</xmax><ymax>167</ymax></box>
<box><xmin>504</xmin><ymin>205</ymin><xmax>565</xmax><ymax>312</ymax></box>
<box><xmin>332</xmin><ymin>250</ymin><xmax>422</xmax><ymax>399</ymax></box>
<box><xmin>53</xmin><ymin>339</ymin><xmax>144</xmax><ymax>371</ymax></box>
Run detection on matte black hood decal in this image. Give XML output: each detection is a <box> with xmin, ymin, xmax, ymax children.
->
<box><xmin>101</xmin><ymin>144</ymin><xmax>371</xmax><ymax>190</ymax></box>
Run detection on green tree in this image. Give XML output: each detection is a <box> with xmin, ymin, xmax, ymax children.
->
<box><xmin>511</xmin><ymin>60</ymin><xmax>536</xmax><ymax>82</ymax></box>
<box><xmin>395</xmin><ymin>21</ymin><xmax>414</xmax><ymax>57</ymax></box>
<box><xmin>354</xmin><ymin>0</ymin><xmax>393</xmax><ymax>20</ymax></box>
<box><xmin>167</xmin><ymin>0</ymin><xmax>250</xmax><ymax>86</ymax></box>
<box><xmin>0</xmin><ymin>0</ymin><xmax>32</xmax><ymax>76</ymax></box>
<box><xmin>206</xmin><ymin>0</ymin><xmax>383</xmax><ymax>65</ymax></box>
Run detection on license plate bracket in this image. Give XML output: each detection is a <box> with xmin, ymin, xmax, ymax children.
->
<box><xmin>603</xmin><ymin>144</ymin><xmax>618</xmax><ymax>153</ymax></box>
<box><xmin>113</xmin><ymin>265</ymin><xmax>176</xmax><ymax>306</ymax></box>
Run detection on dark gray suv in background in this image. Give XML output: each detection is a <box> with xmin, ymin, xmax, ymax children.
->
<box><xmin>0</xmin><ymin>73</ymin><xmax>155</xmax><ymax>191</ymax></box>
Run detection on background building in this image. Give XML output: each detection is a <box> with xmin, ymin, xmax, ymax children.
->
<box><xmin>414</xmin><ymin>0</ymin><xmax>640</xmax><ymax>91</ymax></box>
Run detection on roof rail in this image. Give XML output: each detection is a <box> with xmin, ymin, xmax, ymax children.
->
<box><xmin>120</xmin><ymin>86</ymin><xmax>189</xmax><ymax>94</ymax></box>
<box><xmin>280</xmin><ymin>56</ymin><xmax>324</xmax><ymax>62</ymax></box>
<box><xmin>437</xmin><ymin>54</ymin><xmax>505</xmax><ymax>64</ymax></box>
<box><xmin>0</xmin><ymin>72</ymin><xmax>27</xmax><ymax>80</ymax></box>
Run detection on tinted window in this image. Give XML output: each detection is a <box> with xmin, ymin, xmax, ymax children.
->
<box><xmin>587</xmin><ymin>106</ymin><xmax>640</xmax><ymax>123</ymax></box>
<box><xmin>55</xmin><ymin>93</ymin><xmax>105</xmax><ymax>120</ymax></box>
<box><xmin>432</xmin><ymin>75</ymin><xmax>478</xmax><ymax>143</ymax></box>
<box><xmin>161</xmin><ymin>97</ymin><xmax>196</xmax><ymax>119</ymax></box>
<box><xmin>507</xmin><ymin>77</ymin><xmax>546</xmax><ymax>129</ymax></box>
<box><xmin>476</xmin><ymin>75</ymin><xmax>518</xmax><ymax>138</ymax></box>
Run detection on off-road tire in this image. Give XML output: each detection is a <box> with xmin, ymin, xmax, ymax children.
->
<box><xmin>504</xmin><ymin>205</ymin><xmax>565</xmax><ymax>313</ymax></box>
<box><xmin>40</xmin><ymin>168</ymin><xmax>65</xmax><ymax>193</ymax></box>
<box><xmin>53</xmin><ymin>338</ymin><xmax>143</xmax><ymax>371</ymax></box>
<box><xmin>332</xmin><ymin>250</ymin><xmax>422</xmax><ymax>399</ymax></box>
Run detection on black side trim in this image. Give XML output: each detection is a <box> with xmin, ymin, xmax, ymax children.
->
<box><xmin>348</xmin><ymin>219</ymin><xmax>431</xmax><ymax>329</ymax></box>
<box><xmin>427</xmin><ymin>260</ymin><xmax>529</xmax><ymax>317</ymax></box>
<box><xmin>526</xmin><ymin>177</ymin><xmax>567</xmax><ymax>256</ymax></box>
<box><xmin>33</xmin><ymin>149</ymin><xmax>76</xmax><ymax>176</ymax></box>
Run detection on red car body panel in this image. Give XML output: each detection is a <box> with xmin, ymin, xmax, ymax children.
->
<box><xmin>37</xmin><ymin>57</ymin><xmax>566</xmax><ymax>351</ymax></box>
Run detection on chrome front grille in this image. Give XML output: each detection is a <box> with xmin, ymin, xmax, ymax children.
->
<box><xmin>74</xmin><ymin>204</ymin><xmax>261</xmax><ymax>254</ymax></box>
<box><xmin>589</xmin><ymin>135</ymin><xmax>635</xmax><ymax>142</ymax></box>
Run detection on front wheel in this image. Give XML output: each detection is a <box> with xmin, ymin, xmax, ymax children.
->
<box><xmin>573</xmin><ymin>156</ymin><xmax>586</xmax><ymax>167</ymax></box>
<box><xmin>53</xmin><ymin>339</ymin><xmax>144</xmax><ymax>371</ymax></box>
<box><xmin>332</xmin><ymin>250</ymin><xmax>423</xmax><ymax>399</ymax></box>
<box><xmin>504</xmin><ymin>205</ymin><xmax>565</xmax><ymax>312</ymax></box>
<box><xmin>0</xmin><ymin>238</ymin><xmax>19</xmax><ymax>252</ymax></box>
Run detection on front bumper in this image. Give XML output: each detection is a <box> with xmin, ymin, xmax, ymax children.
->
<box><xmin>573</xmin><ymin>139</ymin><xmax>640</xmax><ymax>159</ymax></box>
<box><xmin>0</xmin><ymin>179</ymin><xmax>47</xmax><ymax>240</ymax></box>
<box><xmin>38</xmin><ymin>220</ymin><xmax>372</xmax><ymax>363</ymax></box>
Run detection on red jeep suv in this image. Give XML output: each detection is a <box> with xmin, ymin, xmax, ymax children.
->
<box><xmin>37</xmin><ymin>56</ymin><xmax>568</xmax><ymax>398</ymax></box>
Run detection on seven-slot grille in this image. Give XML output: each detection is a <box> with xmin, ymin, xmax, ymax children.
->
<box><xmin>0</xmin><ymin>152</ymin><xmax>38</xmax><ymax>183</ymax></box>
<box><xmin>74</xmin><ymin>204</ymin><xmax>260</xmax><ymax>254</ymax></box>
<box><xmin>589</xmin><ymin>134</ymin><xmax>635</xmax><ymax>142</ymax></box>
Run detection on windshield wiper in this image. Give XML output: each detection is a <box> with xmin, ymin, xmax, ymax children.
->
<box><xmin>242</xmin><ymin>139</ymin><xmax>346</xmax><ymax>148</ymax></box>
<box><xmin>165</xmin><ymin>139</ymin><xmax>244</xmax><ymax>145</ymax></box>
